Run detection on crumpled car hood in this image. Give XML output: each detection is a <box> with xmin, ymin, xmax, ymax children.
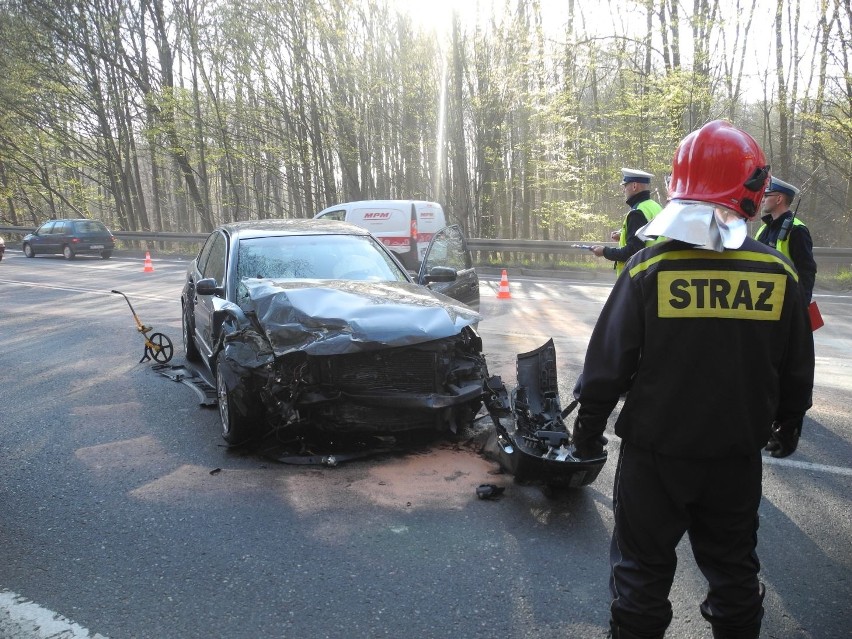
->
<box><xmin>238</xmin><ymin>279</ymin><xmax>481</xmax><ymax>357</ymax></box>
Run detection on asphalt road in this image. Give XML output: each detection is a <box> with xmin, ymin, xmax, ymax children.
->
<box><xmin>1</xmin><ymin>250</ymin><xmax>850</xmax><ymax>639</ymax></box>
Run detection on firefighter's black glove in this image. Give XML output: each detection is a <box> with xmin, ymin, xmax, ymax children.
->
<box><xmin>573</xmin><ymin>416</ymin><xmax>608</xmax><ymax>460</ymax></box>
<box><xmin>764</xmin><ymin>418</ymin><xmax>802</xmax><ymax>459</ymax></box>
<box><xmin>575</xmin><ymin>435</ymin><xmax>608</xmax><ymax>460</ymax></box>
<box><xmin>572</xmin><ymin>374</ymin><xmax>583</xmax><ymax>400</ymax></box>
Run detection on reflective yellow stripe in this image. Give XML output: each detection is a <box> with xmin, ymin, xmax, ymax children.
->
<box><xmin>658</xmin><ymin>271</ymin><xmax>786</xmax><ymax>320</ymax></box>
<box><xmin>628</xmin><ymin>249</ymin><xmax>799</xmax><ymax>282</ymax></box>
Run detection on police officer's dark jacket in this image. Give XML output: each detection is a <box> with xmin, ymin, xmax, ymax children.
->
<box><xmin>754</xmin><ymin>210</ymin><xmax>817</xmax><ymax>304</ymax></box>
<box><xmin>578</xmin><ymin>237</ymin><xmax>815</xmax><ymax>458</ymax></box>
<box><xmin>602</xmin><ymin>191</ymin><xmax>662</xmax><ymax>271</ymax></box>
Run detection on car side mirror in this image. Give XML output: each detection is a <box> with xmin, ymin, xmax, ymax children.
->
<box><xmin>423</xmin><ymin>266</ymin><xmax>457</xmax><ymax>283</ymax></box>
<box><xmin>195</xmin><ymin>277</ymin><xmax>225</xmax><ymax>297</ymax></box>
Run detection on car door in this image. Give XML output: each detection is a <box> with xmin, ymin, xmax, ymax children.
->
<box><xmin>417</xmin><ymin>225</ymin><xmax>480</xmax><ymax>311</ymax></box>
<box><xmin>29</xmin><ymin>221</ymin><xmax>55</xmax><ymax>253</ymax></box>
<box><xmin>192</xmin><ymin>231</ymin><xmax>228</xmax><ymax>358</ymax></box>
<box><xmin>51</xmin><ymin>220</ymin><xmax>70</xmax><ymax>253</ymax></box>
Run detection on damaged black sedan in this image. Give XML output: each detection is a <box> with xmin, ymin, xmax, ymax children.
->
<box><xmin>181</xmin><ymin>219</ymin><xmax>486</xmax><ymax>446</ymax></box>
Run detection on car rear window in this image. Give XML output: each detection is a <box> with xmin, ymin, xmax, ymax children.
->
<box><xmin>74</xmin><ymin>221</ymin><xmax>109</xmax><ymax>233</ymax></box>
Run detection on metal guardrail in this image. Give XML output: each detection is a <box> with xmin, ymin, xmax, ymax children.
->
<box><xmin>466</xmin><ymin>238</ymin><xmax>852</xmax><ymax>259</ymax></box>
<box><xmin>1</xmin><ymin>225</ymin><xmax>850</xmax><ymax>260</ymax></box>
<box><xmin>0</xmin><ymin>226</ymin><xmax>209</xmax><ymax>245</ymax></box>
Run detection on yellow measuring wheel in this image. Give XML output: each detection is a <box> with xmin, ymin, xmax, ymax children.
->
<box><xmin>112</xmin><ymin>289</ymin><xmax>174</xmax><ymax>363</ymax></box>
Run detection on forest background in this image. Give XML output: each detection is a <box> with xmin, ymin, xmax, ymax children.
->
<box><xmin>0</xmin><ymin>0</ymin><xmax>850</xmax><ymax>248</ymax></box>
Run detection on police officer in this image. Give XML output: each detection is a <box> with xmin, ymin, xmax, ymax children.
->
<box><xmin>591</xmin><ymin>169</ymin><xmax>663</xmax><ymax>275</ymax></box>
<box><xmin>573</xmin><ymin>121</ymin><xmax>815</xmax><ymax>639</ymax></box>
<box><xmin>755</xmin><ymin>176</ymin><xmax>817</xmax><ymax>304</ymax></box>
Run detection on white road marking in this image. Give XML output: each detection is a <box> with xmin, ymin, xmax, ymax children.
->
<box><xmin>0</xmin><ymin>279</ymin><xmax>173</xmax><ymax>302</ymax></box>
<box><xmin>0</xmin><ymin>590</ymin><xmax>108</xmax><ymax>639</ymax></box>
<box><xmin>813</xmin><ymin>292</ymin><xmax>852</xmax><ymax>300</ymax></box>
<box><xmin>762</xmin><ymin>456</ymin><xmax>852</xmax><ymax>476</ymax></box>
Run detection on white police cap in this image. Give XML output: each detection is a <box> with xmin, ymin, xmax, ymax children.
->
<box><xmin>621</xmin><ymin>168</ymin><xmax>654</xmax><ymax>185</ymax></box>
<box><xmin>765</xmin><ymin>177</ymin><xmax>799</xmax><ymax>198</ymax></box>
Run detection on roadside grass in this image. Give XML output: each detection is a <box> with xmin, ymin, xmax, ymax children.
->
<box><xmin>821</xmin><ymin>266</ymin><xmax>852</xmax><ymax>291</ymax></box>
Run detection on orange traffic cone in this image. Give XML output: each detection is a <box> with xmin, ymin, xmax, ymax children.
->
<box><xmin>496</xmin><ymin>269</ymin><xmax>511</xmax><ymax>299</ymax></box>
<box><xmin>143</xmin><ymin>251</ymin><xmax>154</xmax><ymax>273</ymax></box>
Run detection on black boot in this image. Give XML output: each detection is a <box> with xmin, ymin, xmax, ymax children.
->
<box><xmin>609</xmin><ymin>620</ymin><xmax>665</xmax><ymax>639</ymax></box>
<box><xmin>702</xmin><ymin>582</ymin><xmax>764</xmax><ymax>639</ymax></box>
<box><xmin>710</xmin><ymin>622</ymin><xmax>761</xmax><ymax>639</ymax></box>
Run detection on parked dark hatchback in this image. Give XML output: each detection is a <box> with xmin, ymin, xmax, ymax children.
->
<box><xmin>181</xmin><ymin>218</ymin><xmax>485</xmax><ymax>446</ymax></box>
<box><xmin>23</xmin><ymin>219</ymin><xmax>115</xmax><ymax>259</ymax></box>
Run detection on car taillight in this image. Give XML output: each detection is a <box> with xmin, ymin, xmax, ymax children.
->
<box><xmin>72</xmin><ymin>238</ymin><xmax>80</xmax><ymax>243</ymax></box>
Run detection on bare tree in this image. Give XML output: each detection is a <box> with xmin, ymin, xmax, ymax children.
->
<box><xmin>773</xmin><ymin>0</ymin><xmax>791</xmax><ymax>175</ymax></box>
<box><xmin>145</xmin><ymin>0</ymin><xmax>214</xmax><ymax>231</ymax></box>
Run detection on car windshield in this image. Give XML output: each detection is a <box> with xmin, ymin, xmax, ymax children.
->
<box><xmin>236</xmin><ymin>234</ymin><xmax>409</xmax><ymax>283</ymax></box>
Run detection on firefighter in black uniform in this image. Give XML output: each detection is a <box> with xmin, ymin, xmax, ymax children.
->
<box><xmin>572</xmin><ymin>121</ymin><xmax>815</xmax><ymax>639</ymax></box>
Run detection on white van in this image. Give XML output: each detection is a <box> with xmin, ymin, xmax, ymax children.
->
<box><xmin>314</xmin><ymin>200</ymin><xmax>447</xmax><ymax>269</ymax></box>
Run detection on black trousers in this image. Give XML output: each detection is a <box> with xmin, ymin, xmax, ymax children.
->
<box><xmin>609</xmin><ymin>441</ymin><xmax>764</xmax><ymax>637</ymax></box>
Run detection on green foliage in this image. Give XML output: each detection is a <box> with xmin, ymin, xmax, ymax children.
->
<box><xmin>835</xmin><ymin>268</ymin><xmax>852</xmax><ymax>288</ymax></box>
<box><xmin>0</xmin><ymin>0</ymin><xmax>847</xmax><ymax>241</ymax></box>
<box><xmin>532</xmin><ymin>199</ymin><xmax>611</xmax><ymax>241</ymax></box>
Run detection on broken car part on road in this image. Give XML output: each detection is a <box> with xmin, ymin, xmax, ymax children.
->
<box><xmin>481</xmin><ymin>339</ymin><xmax>608</xmax><ymax>489</ymax></box>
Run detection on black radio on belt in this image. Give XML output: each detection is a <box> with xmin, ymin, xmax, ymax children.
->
<box><xmin>775</xmin><ymin>216</ymin><xmax>793</xmax><ymax>244</ymax></box>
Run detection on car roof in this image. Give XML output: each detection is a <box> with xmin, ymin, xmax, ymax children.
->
<box><xmin>318</xmin><ymin>199</ymin><xmax>439</xmax><ymax>211</ymax></box>
<box><xmin>220</xmin><ymin>218</ymin><xmax>373</xmax><ymax>239</ymax></box>
<box><xmin>43</xmin><ymin>218</ymin><xmax>106</xmax><ymax>223</ymax></box>
<box><xmin>329</xmin><ymin>199</ymin><xmax>438</xmax><ymax>206</ymax></box>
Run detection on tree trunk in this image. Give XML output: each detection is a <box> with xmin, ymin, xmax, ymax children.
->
<box><xmin>146</xmin><ymin>0</ymin><xmax>214</xmax><ymax>231</ymax></box>
<box><xmin>774</xmin><ymin>0</ymin><xmax>790</xmax><ymax>176</ymax></box>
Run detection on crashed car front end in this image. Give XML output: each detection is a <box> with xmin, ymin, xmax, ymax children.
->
<box><xmin>215</xmin><ymin>279</ymin><xmax>489</xmax><ymax>438</ymax></box>
<box><xmin>261</xmin><ymin>326</ymin><xmax>486</xmax><ymax>433</ymax></box>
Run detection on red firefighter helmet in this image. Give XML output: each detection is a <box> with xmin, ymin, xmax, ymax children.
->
<box><xmin>668</xmin><ymin>120</ymin><xmax>769</xmax><ymax>219</ymax></box>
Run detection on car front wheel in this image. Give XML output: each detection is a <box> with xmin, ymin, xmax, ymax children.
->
<box><xmin>23</xmin><ymin>243</ymin><xmax>35</xmax><ymax>258</ymax></box>
<box><xmin>216</xmin><ymin>352</ymin><xmax>256</xmax><ymax>446</ymax></box>
<box><xmin>182</xmin><ymin>303</ymin><xmax>201</xmax><ymax>361</ymax></box>
<box><xmin>63</xmin><ymin>245</ymin><xmax>75</xmax><ymax>260</ymax></box>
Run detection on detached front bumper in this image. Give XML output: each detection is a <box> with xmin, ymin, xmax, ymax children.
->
<box><xmin>483</xmin><ymin>339</ymin><xmax>607</xmax><ymax>488</ymax></box>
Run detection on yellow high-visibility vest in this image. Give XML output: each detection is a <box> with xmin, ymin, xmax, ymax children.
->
<box><xmin>616</xmin><ymin>199</ymin><xmax>663</xmax><ymax>275</ymax></box>
<box><xmin>754</xmin><ymin>217</ymin><xmax>807</xmax><ymax>260</ymax></box>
